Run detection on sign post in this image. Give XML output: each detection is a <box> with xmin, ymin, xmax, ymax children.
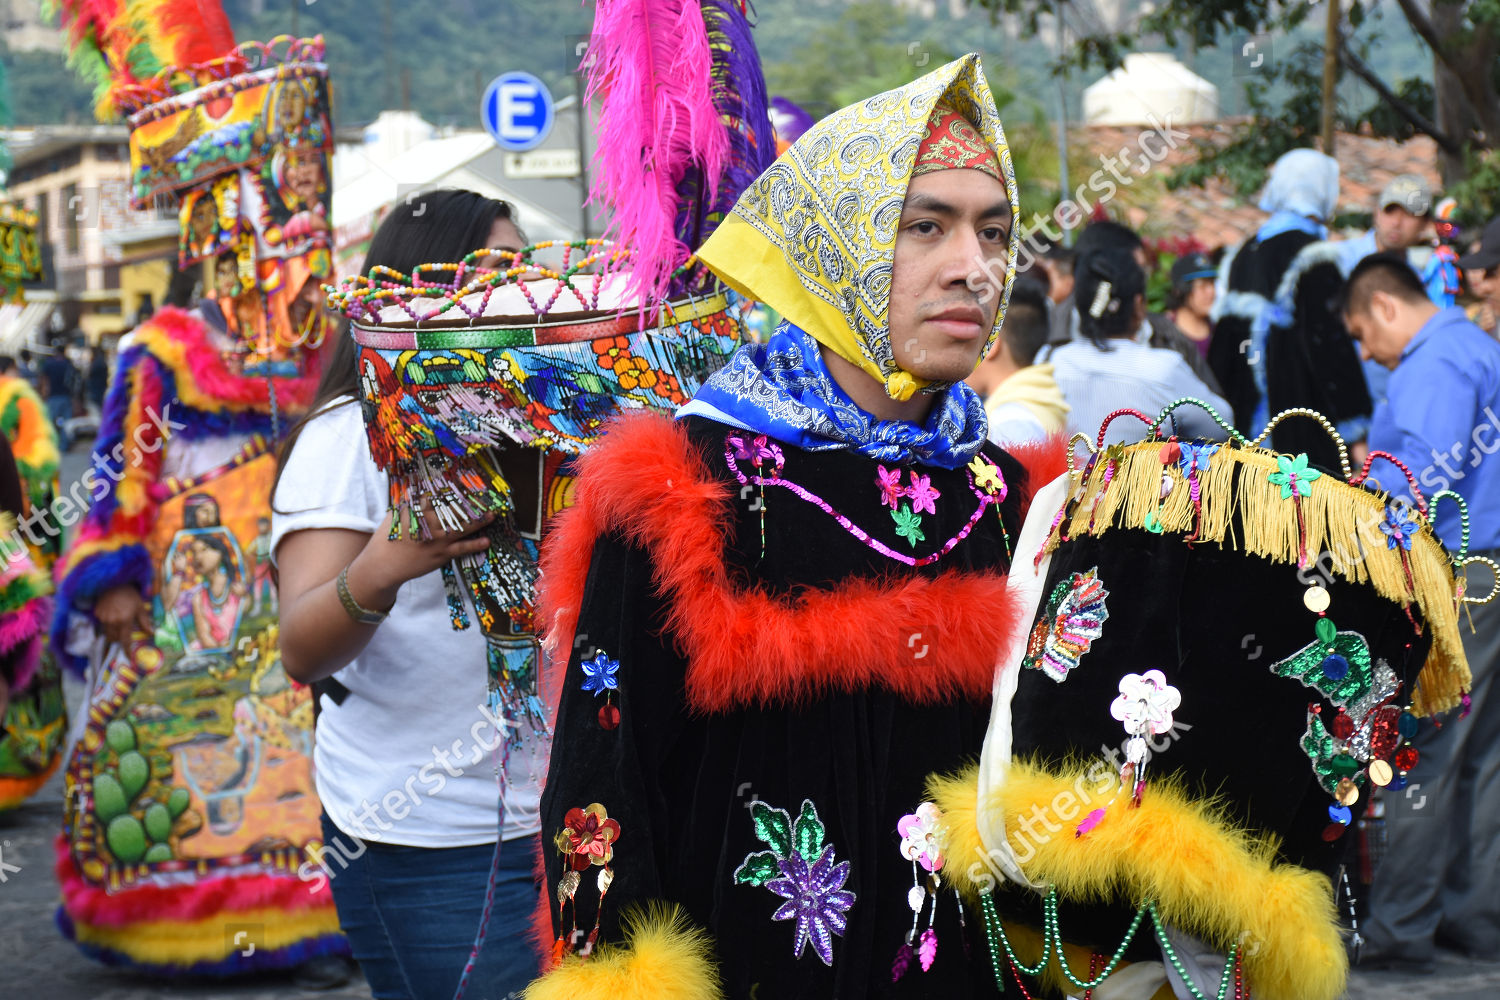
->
<box><xmin>481</xmin><ymin>71</ymin><xmax>555</xmax><ymax>152</ymax></box>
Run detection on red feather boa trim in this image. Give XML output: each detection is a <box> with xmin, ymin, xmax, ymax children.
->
<box><xmin>55</xmin><ymin>833</ymin><xmax>333</xmax><ymax>926</ymax></box>
<box><xmin>540</xmin><ymin>414</ymin><xmax>1062</xmax><ymax>714</ymax></box>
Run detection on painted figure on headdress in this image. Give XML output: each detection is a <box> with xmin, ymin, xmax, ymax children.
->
<box><xmin>47</xmin><ymin>7</ymin><xmax>344</xmax><ymax>975</ymax></box>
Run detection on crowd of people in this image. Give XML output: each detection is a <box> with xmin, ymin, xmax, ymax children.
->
<box><xmin>3</xmin><ymin>5</ymin><xmax>1499</xmax><ymax>999</ymax></box>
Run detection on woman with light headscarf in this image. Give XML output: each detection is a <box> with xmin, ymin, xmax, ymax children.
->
<box><xmin>1208</xmin><ymin>149</ymin><xmax>1370</xmax><ymax>471</ymax></box>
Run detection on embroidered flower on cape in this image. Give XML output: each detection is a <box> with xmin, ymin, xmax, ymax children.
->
<box><xmin>1110</xmin><ymin>670</ymin><xmax>1182</xmax><ymax>737</ymax></box>
<box><xmin>897</xmin><ymin>802</ymin><xmax>946</xmax><ymax>873</ymax></box>
<box><xmin>555</xmin><ymin>803</ymin><xmax>621</xmax><ymax>872</ymax></box>
<box><xmin>1022</xmin><ymin>568</ymin><xmax>1110</xmax><ymax>683</ymax></box>
<box><xmin>1176</xmin><ymin>442</ymin><xmax>1218</xmax><ymax>476</ymax></box>
<box><xmin>906</xmin><ymin>472</ymin><xmax>941</xmax><ymax>515</ymax></box>
<box><xmin>1268</xmin><ymin>453</ymin><xmax>1322</xmax><ymax>499</ymax></box>
<box><xmin>733</xmin><ymin>798</ymin><xmax>856</xmax><ymax>966</ymax></box>
<box><xmin>1381</xmin><ymin>504</ymin><xmax>1420</xmax><ymax>551</ymax></box>
<box><xmin>968</xmin><ymin>454</ymin><xmax>1006</xmax><ymax>496</ymax></box>
<box><xmin>580</xmin><ymin>651</ymin><xmax>620</xmax><ymax>695</ymax></box>
<box><xmin>876</xmin><ymin>465</ymin><xmax>907</xmax><ymax>509</ymax></box>
<box><xmin>892</xmin><ymin>504</ymin><xmax>925</xmax><ymax>547</ymax></box>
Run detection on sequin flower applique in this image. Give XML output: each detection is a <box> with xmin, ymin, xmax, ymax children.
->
<box><xmin>733</xmin><ymin>798</ymin><xmax>855</xmax><ymax>966</ymax></box>
<box><xmin>1268</xmin><ymin>453</ymin><xmax>1322</xmax><ymax>499</ymax></box>
<box><xmin>1022</xmin><ymin>568</ymin><xmax>1110</xmax><ymax>682</ymax></box>
<box><xmin>897</xmin><ymin>802</ymin><xmax>946</xmax><ymax>873</ymax></box>
<box><xmin>580</xmin><ymin>651</ymin><xmax>619</xmax><ymax>695</ymax></box>
<box><xmin>1381</xmin><ymin>505</ymin><xmax>1420</xmax><ymax>551</ymax></box>
<box><xmin>877</xmin><ymin>465</ymin><xmax>908</xmax><ymax>509</ymax></box>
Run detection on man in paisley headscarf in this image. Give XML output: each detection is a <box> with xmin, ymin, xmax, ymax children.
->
<box><xmin>528</xmin><ymin>55</ymin><xmax>1063</xmax><ymax>1000</ymax></box>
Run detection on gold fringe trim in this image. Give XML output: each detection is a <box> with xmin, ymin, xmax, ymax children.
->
<box><xmin>1046</xmin><ymin>441</ymin><xmax>1469</xmax><ymax>715</ymax></box>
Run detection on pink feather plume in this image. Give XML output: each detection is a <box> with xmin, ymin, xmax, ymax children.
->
<box><xmin>584</xmin><ymin>0</ymin><xmax>729</xmax><ymax>310</ymax></box>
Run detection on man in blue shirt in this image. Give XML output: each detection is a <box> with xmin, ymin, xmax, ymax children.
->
<box><xmin>1341</xmin><ymin>251</ymin><xmax>1500</xmax><ymax>969</ymax></box>
<box><xmin>1337</xmin><ymin>176</ymin><xmax>1462</xmax><ymax>415</ymax></box>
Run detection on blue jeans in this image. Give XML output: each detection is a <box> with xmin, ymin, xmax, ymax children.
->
<box><xmin>319</xmin><ymin>814</ymin><xmax>541</xmax><ymax>1000</ymax></box>
<box><xmin>46</xmin><ymin>395</ymin><xmax>71</xmax><ymax>450</ymax></box>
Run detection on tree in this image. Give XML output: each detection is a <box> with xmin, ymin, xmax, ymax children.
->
<box><xmin>973</xmin><ymin>0</ymin><xmax>1500</xmax><ymax>225</ymax></box>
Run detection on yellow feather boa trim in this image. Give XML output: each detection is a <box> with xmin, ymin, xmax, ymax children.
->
<box><xmin>70</xmin><ymin>901</ymin><xmax>341</xmax><ymax>966</ymax></box>
<box><xmin>928</xmin><ymin>761</ymin><xmax>1346</xmax><ymax>1000</ymax></box>
<box><xmin>524</xmin><ymin>905</ymin><xmax>721</xmax><ymax>1000</ymax></box>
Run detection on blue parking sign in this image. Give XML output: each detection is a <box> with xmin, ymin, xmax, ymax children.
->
<box><xmin>482</xmin><ymin>72</ymin><xmax>554</xmax><ymax>152</ymax></box>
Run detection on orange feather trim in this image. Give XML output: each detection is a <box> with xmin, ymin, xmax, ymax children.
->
<box><xmin>539</xmin><ymin>414</ymin><xmax>1049</xmax><ymax>714</ymax></box>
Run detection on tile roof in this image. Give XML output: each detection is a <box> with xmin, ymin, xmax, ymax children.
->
<box><xmin>1070</xmin><ymin>119</ymin><xmax>1442</xmax><ymax>249</ymax></box>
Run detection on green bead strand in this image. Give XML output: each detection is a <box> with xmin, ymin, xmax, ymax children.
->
<box><xmin>1149</xmin><ymin>903</ymin><xmax>1241</xmax><ymax>1000</ymax></box>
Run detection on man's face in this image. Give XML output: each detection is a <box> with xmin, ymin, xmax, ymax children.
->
<box><xmin>1375</xmin><ymin>204</ymin><xmax>1427</xmax><ymax>251</ymax></box>
<box><xmin>1344</xmin><ymin>294</ymin><xmax>1406</xmax><ymax>369</ymax></box>
<box><xmin>889</xmin><ymin>169</ymin><xmax>1011</xmax><ymax>384</ymax></box>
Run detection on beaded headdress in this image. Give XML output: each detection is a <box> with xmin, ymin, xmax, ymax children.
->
<box><xmin>327</xmin><ymin>244</ymin><xmax>747</xmax><ymax>739</ymax></box>
<box><xmin>967</xmin><ymin>399</ymin><xmax>1485</xmax><ymax>1000</ymax></box>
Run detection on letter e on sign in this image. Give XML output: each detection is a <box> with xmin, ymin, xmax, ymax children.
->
<box><xmin>483</xmin><ymin>72</ymin><xmax>555</xmax><ymax>152</ymax></box>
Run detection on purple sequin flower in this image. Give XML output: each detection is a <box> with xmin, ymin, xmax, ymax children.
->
<box><xmin>766</xmin><ymin>844</ymin><xmax>855</xmax><ymax>966</ymax></box>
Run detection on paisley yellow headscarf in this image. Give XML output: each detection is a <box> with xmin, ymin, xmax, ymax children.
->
<box><xmin>697</xmin><ymin>54</ymin><xmax>1020</xmax><ymax>402</ymax></box>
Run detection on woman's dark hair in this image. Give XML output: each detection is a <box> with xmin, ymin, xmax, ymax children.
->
<box><xmin>273</xmin><ymin>189</ymin><xmax>519</xmax><ymax>502</ymax></box>
<box><xmin>194</xmin><ymin>531</ymin><xmax>240</xmax><ymax>577</ymax></box>
<box><xmin>1073</xmin><ymin>245</ymin><xmax>1146</xmax><ymax>347</ymax></box>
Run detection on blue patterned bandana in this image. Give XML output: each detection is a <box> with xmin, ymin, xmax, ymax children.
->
<box><xmin>679</xmin><ymin>321</ymin><xmax>989</xmax><ymax>469</ymax></box>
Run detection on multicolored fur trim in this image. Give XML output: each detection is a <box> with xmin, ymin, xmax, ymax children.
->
<box><xmin>927</xmin><ymin>762</ymin><xmax>1345</xmax><ymax>1000</ymax></box>
<box><xmin>0</xmin><ymin>374</ymin><xmax>60</xmax><ymax>508</ymax></box>
<box><xmin>525</xmin><ymin>905</ymin><xmax>721</xmax><ymax>999</ymax></box>
<box><xmin>539</xmin><ymin>414</ymin><xmax>1061</xmax><ymax>714</ymax></box>
<box><xmin>56</xmin><ymin>905</ymin><xmax>348</xmax><ymax>976</ymax></box>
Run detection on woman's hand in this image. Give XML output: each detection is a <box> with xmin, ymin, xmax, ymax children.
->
<box><xmin>95</xmin><ymin>584</ymin><xmax>153</xmax><ymax>645</ymax></box>
<box><xmin>343</xmin><ymin>505</ymin><xmax>496</xmax><ymax>614</ymax></box>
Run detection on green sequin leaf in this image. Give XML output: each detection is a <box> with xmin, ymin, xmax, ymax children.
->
<box><xmin>892</xmin><ymin>503</ymin><xmax>925</xmax><ymax>547</ymax></box>
<box><xmin>1269</xmin><ymin>630</ymin><xmax>1373</xmax><ymax>707</ymax></box>
<box><xmin>733</xmin><ymin>850</ymin><xmax>782</xmax><ymax>886</ymax></box>
<box><xmin>1300</xmin><ymin>712</ymin><xmax>1340</xmax><ymax>794</ymax></box>
<box><xmin>792</xmin><ymin>799</ymin><xmax>826</xmax><ymax>862</ymax></box>
<box><xmin>749</xmin><ymin>800</ymin><xmax>793</xmax><ymax>855</ymax></box>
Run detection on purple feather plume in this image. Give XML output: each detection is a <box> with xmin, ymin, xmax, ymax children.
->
<box><xmin>671</xmin><ymin>0</ymin><xmax>775</xmax><ymax>294</ymax></box>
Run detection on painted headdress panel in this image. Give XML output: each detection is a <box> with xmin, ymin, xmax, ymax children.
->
<box><xmin>0</xmin><ymin>204</ymin><xmax>43</xmax><ymax>305</ymax></box>
<box><xmin>124</xmin><ymin>37</ymin><xmax>334</xmax><ymax>374</ymax></box>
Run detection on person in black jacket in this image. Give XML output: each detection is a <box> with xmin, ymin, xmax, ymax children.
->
<box><xmin>1208</xmin><ymin>148</ymin><xmax>1371</xmax><ymax>472</ymax></box>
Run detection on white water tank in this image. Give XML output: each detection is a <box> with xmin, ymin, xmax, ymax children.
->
<box><xmin>1082</xmin><ymin>53</ymin><xmax>1219</xmax><ymax>126</ymax></box>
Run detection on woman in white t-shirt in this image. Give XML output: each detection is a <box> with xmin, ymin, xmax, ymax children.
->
<box><xmin>273</xmin><ymin>190</ymin><xmax>543</xmax><ymax>999</ymax></box>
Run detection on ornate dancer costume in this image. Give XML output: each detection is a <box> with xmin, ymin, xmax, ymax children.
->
<box><xmin>0</xmin><ymin>366</ymin><xmax>64</xmax><ymax>812</ymax></box>
<box><xmin>527</xmin><ymin>56</ymin><xmax>1068</xmax><ymax>999</ymax></box>
<box><xmin>48</xmin><ymin>3</ymin><xmax>342</xmax><ymax>973</ymax></box>
<box><xmin>936</xmin><ymin>402</ymin><xmax>1477</xmax><ymax>1000</ymax></box>
<box><xmin>0</xmin><ymin>183</ymin><xmax>61</xmax><ymax>810</ymax></box>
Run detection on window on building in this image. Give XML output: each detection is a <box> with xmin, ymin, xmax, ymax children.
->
<box><xmin>63</xmin><ymin>183</ymin><xmax>81</xmax><ymax>252</ymax></box>
<box><xmin>34</xmin><ymin>190</ymin><xmax>50</xmax><ymax>242</ymax></box>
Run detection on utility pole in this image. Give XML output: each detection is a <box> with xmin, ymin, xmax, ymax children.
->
<box><xmin>1056</xmin><ymin>0</ymin><xmax>1073</xmax><ymax>246</ymax></box>
<box><xmin>1321</xmin><ymin>0</ymin><xmax>1339</xmax><ymax>155</ymax></box>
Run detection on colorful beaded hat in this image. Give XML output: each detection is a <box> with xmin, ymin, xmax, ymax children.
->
<box><xmin>0</xmin><ymin>204</ymin><xmax>42</xmax><ymax>305</ymax></box>
<box><xmin>965</xmin><ymin>399</ymin><xmax>1485</xmax><ymax>1000</ymax></box>
<box><xmin>54</xmin><ymin>3</ymin><xmax>333</xmax><ymax>374</ymax></box>
<box><xmin>327</xmin><ymin>244</ymin><xmax>748</xmax><ymax>737</ymax></box>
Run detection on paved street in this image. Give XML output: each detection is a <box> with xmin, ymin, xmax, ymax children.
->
<box><xmin>2</xmin><ymin>453</ymin><xmax>1495</xmax><ymax>998</ymax></box>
